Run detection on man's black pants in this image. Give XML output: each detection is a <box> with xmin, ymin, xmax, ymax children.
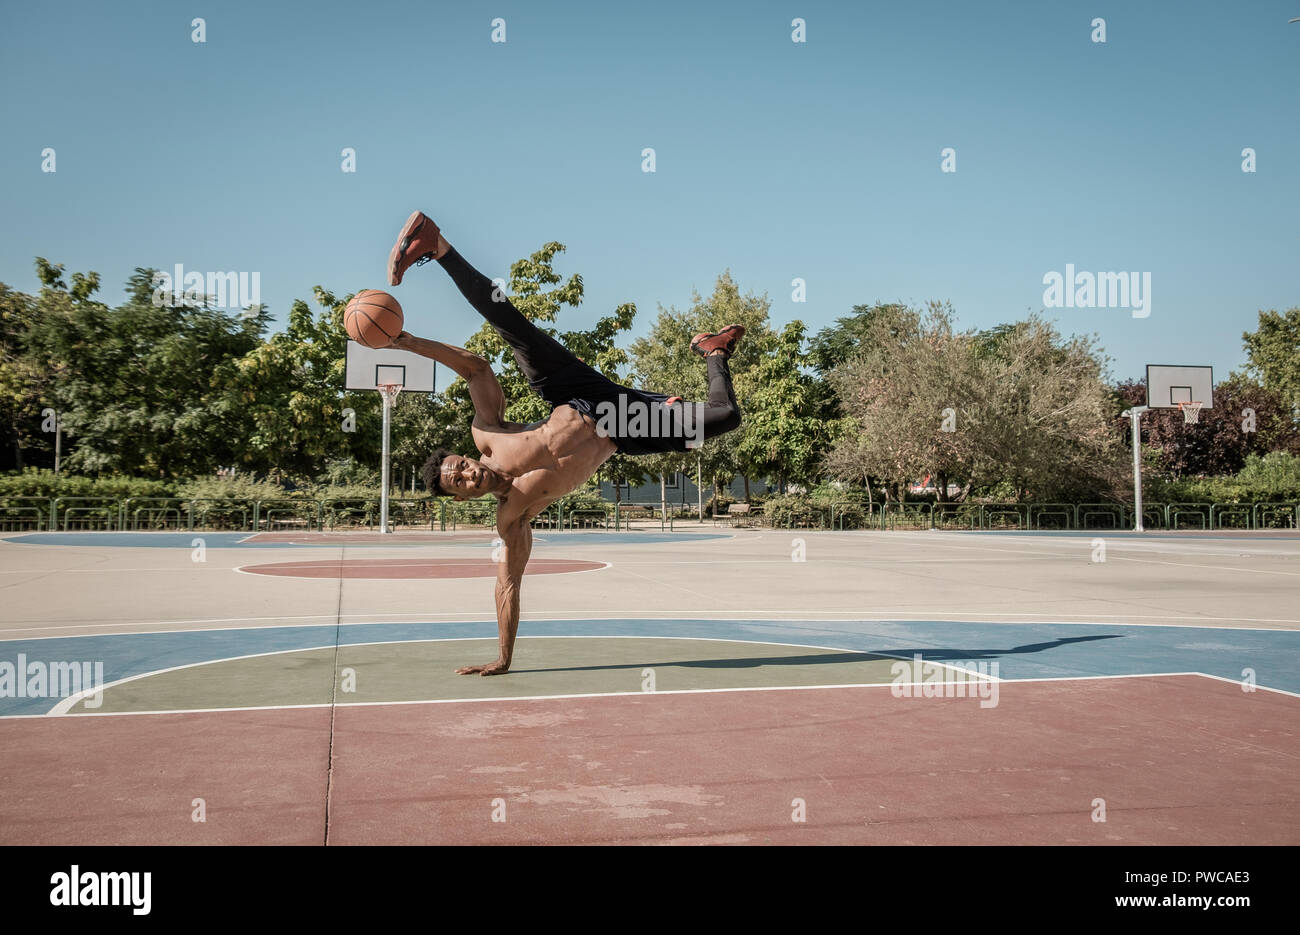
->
<box><xmin>437</xmin><ymin>247</ymin><xmax>741</xmax><ymax>456</ymax></box>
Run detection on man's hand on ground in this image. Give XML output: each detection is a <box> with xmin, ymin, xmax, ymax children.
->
<box><xmin>456</xmin><ymin>660</ymin><xmax>510</xmax><ymax>676</ymax></box>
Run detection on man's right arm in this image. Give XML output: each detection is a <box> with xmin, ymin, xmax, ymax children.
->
<box><xmin>454</xmin><ymin>511</ymin><xmax>531</xmax><ymax>676</ymax></box>
<box><xmin>393</xmin><ymin>332</ymin><xmax>506</xmax><ymax>427</ymax></box>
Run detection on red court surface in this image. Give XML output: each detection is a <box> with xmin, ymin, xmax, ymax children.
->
<box><xmin>3</xmin><ymin>675</ymin><xmax>1294</xmax><ymax>845</ymax></box>
<box><xmin>0</xmin><ymin>707</ymin><xmax>330</xmax><ymax>845</ymax></box>
<box><xmin>237</xmin><ymin>557</ymin><xmax>607</xmax><ymax>578</ymax></box>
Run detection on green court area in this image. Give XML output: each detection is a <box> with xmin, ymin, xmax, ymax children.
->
<box><xmin>71</xmin><ymin>637</ymin><xmax>906</xmax><ymax>713</ymax></box>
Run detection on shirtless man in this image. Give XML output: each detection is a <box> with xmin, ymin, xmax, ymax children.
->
<box><xmin>385</xmin><ymin>211</ymin><xmax>745</xmax><ymax>675</ymax></box>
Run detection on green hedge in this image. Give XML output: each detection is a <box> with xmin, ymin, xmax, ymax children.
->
<box><xmin>759</xmin><ymin>493</ymin><xmax>873</xmax><ymax>529</ymax></box>
<box><xmin>1148</xmin><ymin>452</ymin><xmax>1300</xmax><ymax>503</ymax></box>
<box><xmin>8</xmin><ymin>453</ymin><xmax>1300</xmax><ymax>518</ymax></box>
<box><xmin>0</xmin><ymin>469</ymin><xmax>432</xmax><ymax>504</ymax></box>
<box><xmin>0</xmin><ymin>469</ymin><xmax>174</xmax><ymax>499</ymax></box>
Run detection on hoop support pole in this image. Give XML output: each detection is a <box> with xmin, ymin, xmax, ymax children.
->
<box><xmin>379</xmin><ymin>383</ymin><xmax>400</xmax><ymax>534</ymax></box>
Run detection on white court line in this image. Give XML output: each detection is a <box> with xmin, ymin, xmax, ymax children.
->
<box><xmin>811</xmin><ymin>528</ymin><xmax>1300</xmax><ymax>554</ymax></box>
<box><xmin>35</xmin><ymin>633</ymin><xmax>988</xmax><ymax>716</ymax></box>
<box><xmin>8</xmin><ymin>671</ymin><xmax>1295</xmax><ymax>721</ymax></box>
<box><xmin>4</xmin><ymin>610</ymin><xmax>1300</xmax><ymax>640</ymax></box>
<box><xmin>977</xmin><ymin>671</ymin><xmax>1300</xmax><ymax>700</ymax></box>
<box><xmin>825</xmin><ymin>532</ymin><xmax>1300</xmax><ymax>563</ymax></box>
<box><xmin>1188</xmin><ymin>670</ymin><xmax>1300</xmax><ymax>698</ymax></box>
<box><xmin>1105</xmin><ymin>556</ymin><xmax>1300</xmax><ymax>577</ymax></box>
<box><xmin>0</xmin><ymin>530</ymin><xmax>736</xmax><ymax>549</ymax></box>
<box><xmin>0</xmin><ymin>558</ymin><xmax>1024</xmax><ymax>575</ymax></box>
<box><xmin>45</xmin><ymin>642</ymin><xmax>344</xmax><ymax>714</ymax></box>
<box><xmin>231</xmin><ymin>559</ymin><xmax>612</xmax><ymax>579</ymax></box>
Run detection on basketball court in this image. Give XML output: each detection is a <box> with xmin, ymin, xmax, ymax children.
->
<box><xmin>1</xmin><ymin>524</ymin><xmax>1296</xmax><ymax>845</ymax></box>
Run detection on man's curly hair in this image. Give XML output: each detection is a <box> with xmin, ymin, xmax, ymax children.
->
<box><xmin>421</xmin><ymin>448</ymin><xmax>457</xmax><ymax>497</ymax></box>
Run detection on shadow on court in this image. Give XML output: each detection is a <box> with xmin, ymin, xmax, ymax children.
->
<box><xmin>510</xmin><ymin>634</ymin><xmax>1122</xmax><ymax>674</ymax></box>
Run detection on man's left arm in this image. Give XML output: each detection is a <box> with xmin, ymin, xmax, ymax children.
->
<box><xmin>393</xmin><ymin>332</ymin><xmax>507</xmax><ymax>427</ymax></box>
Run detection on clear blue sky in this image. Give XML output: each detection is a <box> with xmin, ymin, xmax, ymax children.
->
<box><xmin>2</xmin><ymin>0</ymin><xmax>1296</xmax><ymax>385</ymax></box>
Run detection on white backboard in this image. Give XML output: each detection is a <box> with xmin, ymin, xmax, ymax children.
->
<box><xmin>1146</xmin><ymin>364</ymin><xmax>1213</xmax><ymax>409</ymax></box>
<box><xmin>345</xmin><ymin>341</ymin><xmax>436</xmax><ymax>392</ymax></box>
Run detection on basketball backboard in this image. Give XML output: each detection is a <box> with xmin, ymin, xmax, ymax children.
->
<box><xmin>344</xmin><ymin>341</ymin><xmax>436</xmax><ymax>393</ymax></box>
<box><xmin>1146</xmin><ymin>365</ymin><xmax>1213</xmax><ymax>409</ymax></box>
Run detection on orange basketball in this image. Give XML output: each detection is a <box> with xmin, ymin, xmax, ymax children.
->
<box><xmin>344</xmin><ymin>290</ymin><xmax>404</xmax><ymax>348</ymax></box>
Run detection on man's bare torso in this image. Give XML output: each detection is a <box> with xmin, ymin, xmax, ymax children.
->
<box><xmin>472</xmin><ymin>404</ymin><xmax>617</xmax><ymax>523</ymax></box>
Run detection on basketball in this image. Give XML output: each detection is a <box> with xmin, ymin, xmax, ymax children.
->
<box><xmin>345</xmin><ymin>290</ymin><xmax>404</xmax><ymax>348</ymax></box>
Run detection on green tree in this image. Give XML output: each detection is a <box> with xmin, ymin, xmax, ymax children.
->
<box><xmin>807</xmin><ymin>303</ymin><xmax>911</xmax><ymax>376</ymax></box>
<box><xmin>824</xmin><ymin>304</ymin><xmax>1123</xmax><ymax>501</ymax></box>
<box><xmin>226</xmin><ymin>286</ymin><xmax>377</xmax><ymax>479</ymax></box>
<box><xmin>969</xmin><ymin>316</ymin><xmax>1123</xmax><ymax>500</ymax></box>
<box><xmin>823</xmin><ymin>303</ymin><xmax>976</xmax><ymax>501</ymax></box>
<box><xmin>23</xmin><ymin>261</ymin><xmax>266</xmax><ymax>477</ymax></box>
<box><xmin>0</xmin><ymin>281</ymin><xmax>40</xmax><ymax>469</ymax></box>
<box><xmin>807</xmin><ymin>303</ymin><xmax>912</xmax><ymax>498</ymax></box>
<box><xmin>595</xmin><ymin>452</ymin><xmax>651</xmax><ymax>506</ymax></box>
<box><xmin>391</xmin><ymin>391</ymin><xmax>460</xmax><ymax>492</ymax></box>
<box><xmin>1243</xmin><ymin>307</ymin><xmax>1300</xmax><ymax>416</ymax></box>
<box><xmin>629</xmin><ymin>271</ymin><xmax>779</xmax><ymax>502</ymax></box>
<box><xmin>733</xmin><ymin>320</ymin><xmax>833</xmax><ymax>493</ymax></box>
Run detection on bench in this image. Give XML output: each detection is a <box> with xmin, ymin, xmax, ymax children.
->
<box><xmin>615</xmin><ymin>505</ymin><xmax>655</xmax><ymax>529</ymax></box>
<box><xmin>566</xmin><ymin>509</ymin><xmax>611</xmax><ymax>530</ymax></box>
<box><xmin>725</xmin><ymin>502</ymin><xmax>752</xmax><ymax>527</ymax></box>
<box><xmin>529</xmin><ymin>510</ymin><xmax>563</xmax><ymax>529</ymax></box>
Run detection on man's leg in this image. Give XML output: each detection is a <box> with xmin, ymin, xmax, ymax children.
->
<box><xmin>435</xmin><ymin>246</ymin><xmax>589</xmax><ymax>391</ymax></box>
<box><xmin>698</xmin><ymin>352</ymin><xmax>742</xmax><ymax>440</ymax></box>
<box><xmin>602</xmin><ymin>348</ymin><xmax>742</xmax><ymax>457</ymax></box>
<box><xmin>391</xmin><ymin>214</ymin><xmax>604</xmax><ymax>392</ymax></box>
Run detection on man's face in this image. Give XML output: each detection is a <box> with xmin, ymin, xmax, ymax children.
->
<box><xmin>440</xmin><ymin>454</ymin><xmax>495</xmax><ymax>499</ymax></box>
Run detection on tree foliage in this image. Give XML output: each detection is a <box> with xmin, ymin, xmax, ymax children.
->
<box><xmin>1243</xmin><ymin>307</ymin><xmax>1300</xmax><ymax>416</ymax></box>
<box><xmin>733</xmin><ymin>320</ymin><xmax>834</xmax><ymax>490</ymax></box>
<box><xmin>628</xmin><ymin>271</ymin><xmax>814</xmax><ymax>494</ymax></box>
<box><xmin>1114</xmin><ymin>372</ymin><xmax>1299</xmax><ymax>477</ymax></box>
<box><xmin>823</xmin><ymin>303</ymin><xmax>1125</xmax><ymax>501</ymax></box>
<box><xmin>3</xmin><ymin>253</ymin><xmax>1295</xmax><ymax>507</ymax></box>
<box><xmin>22</xmin><ymin>262</ymin><xmax>267</xmax><ymax>476</ymax></box>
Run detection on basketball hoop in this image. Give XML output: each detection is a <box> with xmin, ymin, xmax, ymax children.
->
<box><xmin>1178</xmin><ymin>401</ymin><xmax>1203</xmax><ymax>424</ymax></box>
<box><xmin>377</xmin><ymin>382</ymin><xmax>402</xmax><ymax>405</ymax></box>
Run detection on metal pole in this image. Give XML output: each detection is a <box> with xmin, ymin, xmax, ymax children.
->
<box><xmin>1131</xmin><ymin>413</ymin><xmax>1142</xmax><ymax>532</ymax></box>
<box><xmin>380</xmin><ymin>390</ymin><xmax>394</xmax><ymax>534</ymax></box>
<box><xmin>697</xmin><ymin>456</ymin><xmax>703</xmax><ymax>523</ymax></box>
<box><xmin>54</xmin><ymin>414</ymin><xmax>61</xmax><ymax>476</ymax></box>
<box><xmin>1123</xmin><ymin>406</ymin><xmax>1148</xmax><ymax>532</ymax></box>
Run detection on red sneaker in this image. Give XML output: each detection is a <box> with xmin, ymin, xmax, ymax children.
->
<box><xmin>388</xmin><ymin>211</ymin><xmax>442</xmax><ymax>286</ymax></box>
<box><xmin>690</xmin><ymin>324</ymin><xmax>745</xmax><ymax>358</ymax></box>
